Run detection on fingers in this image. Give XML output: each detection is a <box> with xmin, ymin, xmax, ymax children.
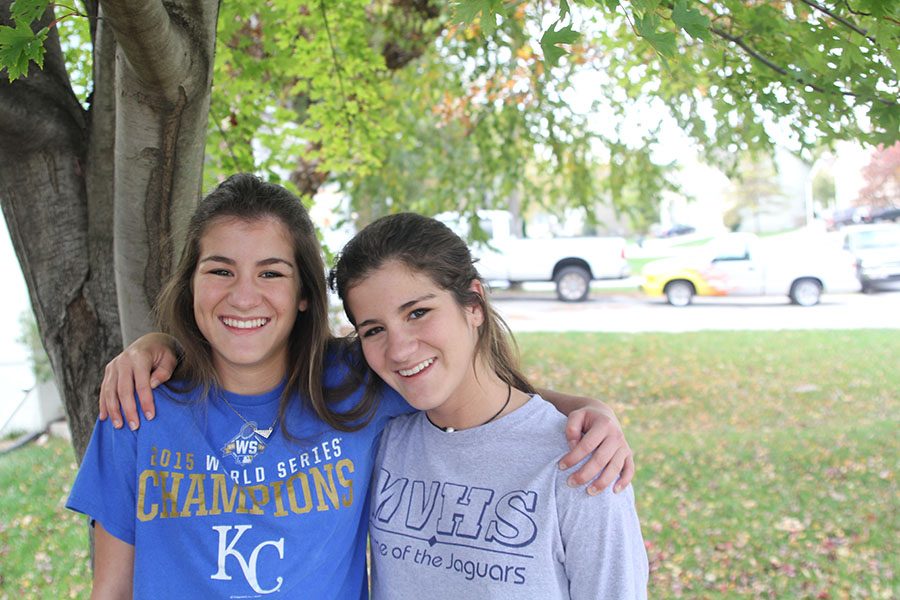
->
<box><xmin>136</xmin><ymin>348</ymin><xmax>176</xmax><ymax>420</ymax></box>
<box><xmin>116</xmin><ymin>362</ymin><xmax>140</xmax><ymax>430</ymax></box>
<box><xmin>559</xmin><ymin>410</ymin><xmax>635</xmax><ymax>495</ymax></box>
<box><xmin>614</xmin><ymin>454</ymin><xmax>636</xmax><ymax>494</ymax></box>
<box><xmin>565</xmin><ymin>433</ymin><xmax>617</xmax><ymax>488</ymax></box>
<box><xmin>99</xmin><ymin>362</ymin><xmax>120</xmax><ymax>427</ymax></box>
<box><xmin>559</xmin><ymin>412</ymin><xmax>615</xmax><ymax>471</ymax></box>
<box><xmin>151</xmin><ymin>351</ymin><xmax>178</xmax><ymax>389</ymax></box>
<box><xmin>587</xmin><ymin>446</ymin><xmax>629</xmax><ymax>496</ymax></box>
<box><xmin>564</xmin><ymin>408</ymin><xmax>587</xmax><ymax>453</ymax></box>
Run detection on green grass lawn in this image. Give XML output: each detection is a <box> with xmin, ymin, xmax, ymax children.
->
<box><xmin>0</xmin><ymin>437</ymin><xmax>88</xmax><ymax>598</ymax></box>
<box><xmin>1</xmin><ymin>330</ymin><xmax>896</xmax><ymax>598</ymax></box>
<box><xmin>518</xmin><ymin>330</ymin><xmax>898</xmax><ymax>598</ymax></box>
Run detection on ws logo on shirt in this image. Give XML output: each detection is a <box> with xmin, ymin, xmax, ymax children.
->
<box><xmin>222</xmin><ymin>422</ymin><xmax>270</xmax><ymax>466</ymax></box>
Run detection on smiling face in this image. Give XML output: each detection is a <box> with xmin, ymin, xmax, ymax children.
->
<box><xmin>347</xmin><ymin>260</ymin><xmax>487</xmax><ymax>418</ymax></box>
<box><xmin>192</xmin><ymin>216</ymin><xmax>307</xmax><ymax>393</ymax></box>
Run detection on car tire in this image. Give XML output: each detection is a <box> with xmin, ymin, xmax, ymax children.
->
<box><xmin>789</xmin><ymin>278</ymin><xmax>822</xmax><ymax>306</ymax></box>
<box><xmin>664</xmin><ymin>280</ymin><xmax>694</xmax><ymax>307</ymax></box>
<box><xmin>555</xmin><ymin>266</ymin><xmax>591</xmax><ymax>302</ymax></box>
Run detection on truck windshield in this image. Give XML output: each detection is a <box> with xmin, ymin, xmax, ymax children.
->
<box><xmin>851</xmin><ymin>229</ymin><xmax>900</xmax><ymax>250</ymax></box>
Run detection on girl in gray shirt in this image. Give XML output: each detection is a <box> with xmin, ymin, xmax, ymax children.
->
<box><xmin>330</xmin><ymin>213</ymin><xmax>648</xmax><ymax>599</ymax></box>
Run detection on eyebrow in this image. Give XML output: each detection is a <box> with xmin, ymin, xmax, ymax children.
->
<box><xmin>199</xmin><ymin>255</ymin><xmax>295</xmax><ymax>269</ymax></box>
<box><xmin>356</xmin><ymin>293</ymin><xmax>437</xmax><ymax>329</ymax></box>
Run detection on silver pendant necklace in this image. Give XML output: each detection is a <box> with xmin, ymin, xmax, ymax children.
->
<box><xmin>219</xmin><ymin>394</ymin><xmax>278</xmax><ymax>439</ymax></box>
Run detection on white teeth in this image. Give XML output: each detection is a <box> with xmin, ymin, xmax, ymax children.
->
<box><xmin>222</xmin><ymin>317</ymin><xmax>268</xmax><ymax>329</ymax></box>
<box><xmin>398</xmin><ymin>358</ymin><xmax>435</xmax><ymax>377</ymax></box>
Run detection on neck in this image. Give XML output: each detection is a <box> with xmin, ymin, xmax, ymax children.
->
<box><xmin>425</xmin><ymin>365</ymin><xmax>526</xmax><ymax>432</ymax></box>
<box><xmin>215</xmin><ymin>361</ymin><xmax>287</xmax><ymax>396</ymax></box>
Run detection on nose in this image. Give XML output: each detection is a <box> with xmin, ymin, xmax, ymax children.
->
<box><xmin>228</xmin><ymin>274</ymin><xmax>262</xmax><ymax>310</ymax></box>
<box><xmin>385</xmin><ymin>327</ymin><xmax>416</xmax><ymax>365</ymax></box>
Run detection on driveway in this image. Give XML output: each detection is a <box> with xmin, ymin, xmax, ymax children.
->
<box><xmin>490</xmin><ymin>288</ymin><xmax>900</xmax><ymax>333</ymax></box>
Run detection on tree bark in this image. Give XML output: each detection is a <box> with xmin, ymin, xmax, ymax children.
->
<box><xmin>102</xmin><ymin>0</ymin><xmax>219</xmax><ymax>344</ymax></box>
<box><xmin>0</xmin><ymin>4</ymin><xmax>119</xmax><ymax>459</ymax></box>
<box><xmin>0</xmin><ymin>0</ymin><xmax>219</xmax><ymax>459</ymax></box>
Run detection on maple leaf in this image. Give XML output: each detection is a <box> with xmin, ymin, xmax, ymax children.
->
<box><xmin>635</xmin><ymin>12</ymin><xmax>676</xmax><ymax>58</ymax></box>
<box><xmin>672</xmin><ymin>0</ymin><xmax>710</xmax><ymax>41</ymax></box>
<box><xmin>0</xmin><ymin>23</ymin><xmax>48</xmax><ymax>81</ymax></box>
<box><xmin>452</xmin><ymin>0</ymin><xmax>502</xmax><ymax>36</ymax></box>
<box><xmin>540</xmin><ymin>20</ymin><xmax>581</xmax><ymax>69</ymax></box>
<box><xmin>10</xmin><ymin>0</ymin><xmax>51</xmax><ymax>24</ymax></box>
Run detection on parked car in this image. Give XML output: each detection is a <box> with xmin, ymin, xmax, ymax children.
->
<box><xmin>870</xmin><ymin>206</ymin><xmax>900</xmax><ymax>223</ymax></box>
<box><xmin>839</xmin><ymin>223</ymin><xmax>900</xmax><ymax>292</ymax></box>
<box><xmin>437</xmin><ymin>210</ymin><xmax>629</xmax><ymax>302</ymax></box>
<box><xmin>640</xmin><ymin>233</ymin><xmax>861</xmax><ymax>306</ymax></box>
<box><xmin>829</xmin><ymin>206</ymin><xmax>871</xmax><ymax>229</ymax></box>
<box><xmin>659</xmin><ymin>224</ymin><xmax>696</xmax><ymax>238</ymax></box>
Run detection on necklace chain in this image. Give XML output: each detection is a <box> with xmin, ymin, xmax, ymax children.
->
<box><xmin>426</xmin><ymin>383</ymin><xmax>512</xmax><ymax>433</ymax></box>
<box><xmin>219</xmin><ymin>394</ymin><xmax>279</xmax><ymax>439</ymax></box>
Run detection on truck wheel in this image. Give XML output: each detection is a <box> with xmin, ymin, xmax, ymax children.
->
<box><xmin>789</xmin><ymin>278</ymin><xmax>822</xmax><ymax>306</ymax></box>
<box><xmin>555</xmin><ymin>266</ymin><xmax>591</xmax><ymax>302</ymax></box>
<box><xmin>664</xmin><ymin>280</ymin><xmax>694</xmax><ymax>307</ymax></box>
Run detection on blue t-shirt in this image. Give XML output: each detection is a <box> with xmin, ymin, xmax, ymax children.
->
<box><xmin>67</xmin><ymin>360</ymin><xmax>411</xmax><ymax>599</ymax></box>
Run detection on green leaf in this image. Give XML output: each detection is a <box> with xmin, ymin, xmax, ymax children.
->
<box><xmin>453</xmin><ymin>0</ymin><xmax>502</xmax><ymax>35</ymax></box>
<box><xmin>560</xmin><ymin>0</ymin><xmax>572</xmax><ymax>20</ymax></box>
<box><xmin>11</xmin><ymin>0</ymin><xmax>50</xmax><ymax>24</ymax></box>
<box><xmin>631</xmin><ymin>0</ymin><xmax>662</xmax><ymax>11</ymax></box>
<box><xmin>838</xmin><ymin>41</ymin><xmax>864</xmax><ymax>72</ymax></box>
<box><xmin>0</xmin><ymin>23</ymin><xmax>48</xmax><ymax>81</ymax></box>
<box><xmin>540</xmin><ymin>20</ymin><xmax>581</xmax><ymax>68</ymax></box>
<box><xmin>635</xmin><ymin>12</ymin><xmax>676</xmax><ymax>58</ymax></box>
<box><xmin>868</xmin><ymin>102</ymin><xmax>899</xmax><ymax>147</ymax></box>
<box><xmin>672</xmin><ymin>0</ymin><xmax>710</xmax><ymax>41</ymax></box>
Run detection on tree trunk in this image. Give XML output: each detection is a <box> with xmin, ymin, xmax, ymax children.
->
<box><xmin>101</xmin><ymin>0</ymin><xmax>219</xmax><ymax>344</ymax></box>
<box><xmin>0</xmin><ymin>6</ymin><xmax>117</xmax><ymax>459</ymax></box>
<box><xmin>0</xmin><ymin>0</ymin><xmax>218</xmax><ymax>460</ymax></box>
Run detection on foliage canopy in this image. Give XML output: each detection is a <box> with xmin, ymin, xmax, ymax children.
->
<box><xmin>3</xmin><ymin>1</ymin><xmax>895</xmax><ymax>230</ymax></box>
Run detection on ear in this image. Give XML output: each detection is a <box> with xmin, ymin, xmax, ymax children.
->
<box><xmin>466</xmin><ymin>279</ymin><xmax>486</xmax><ymax>328</ymax></box>
<box><xmin>298</xmin><ymin>296</ymin><xmax>309</xmax><ymax>312</ymax></box>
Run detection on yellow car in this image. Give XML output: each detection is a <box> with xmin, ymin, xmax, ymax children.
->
<box><xmin>640</xmin><ymin>262</ymin><xmax>730</xmax><ymax>306</ymax></box>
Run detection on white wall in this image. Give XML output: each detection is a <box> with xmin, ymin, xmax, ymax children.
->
<box><xmin>0</xmin><ymin>217</ymin><xmax>36</xmax><ymax>435</ymax></box>
<box><xmin>0</xmin><ymin>380</ymin><xmax>63</xmax><ymax>436</ymax></box>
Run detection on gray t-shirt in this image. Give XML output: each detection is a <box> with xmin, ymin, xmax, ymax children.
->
<box><xmin>369</xmin><ymin>395</ymin><xmax>648</xmax><ymax>599</ymax></box>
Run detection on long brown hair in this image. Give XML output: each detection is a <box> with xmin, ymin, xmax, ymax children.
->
<box><xmin>328</xmin><ymin>212</ymin><xmax>534</xmax><ymax>404</ymax></box>
<box><xmin>155</xmin><ymin>173</ymin><xmax>372</xmax><ymax>433</ymax></box>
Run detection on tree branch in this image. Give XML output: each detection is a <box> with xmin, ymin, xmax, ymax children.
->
<box><xmin>843</xmin><ymin>0</ymin><xmax>900</xmax><ymax>25</ymax></box>
<box><xmin>798</xmin><ymin>0</ymin><xmax>877</xmax><ymax>45</ymax></box>
<box><xmin>98</xmin><ymin>0</ymin><xmax>192</xmax><ymax>95</ymax></box>
<box><xmin>0</xmin><ymin>2</ymin><xmax>85</xmax><ymax>149</ymax></box>
<box><xmin>708</xmin><ymin>25</ymin><xmax>895</xmax><ymax>108</ymax></box>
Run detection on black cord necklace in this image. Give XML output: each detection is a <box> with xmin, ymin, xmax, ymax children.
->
<box><xmin>426</xmin><ymin>383</ymin><xmax>512</xmax><ymax>433</ymax></box>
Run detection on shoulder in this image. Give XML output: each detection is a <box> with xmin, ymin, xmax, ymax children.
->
<box><xmin>377</xmin><ymin>386</ymin><xmax>414</xmax><ymax>419</ymax></box>
<box><xmin>555</xmin><ymin>464</ymin><xmax>637</xmax><ymax>520</ymax></box>
<box><xmin>153</xmin><ymin>381</ymin><xmax>202</xmax><ymax>403</ymax></box>
<box><xmin>148</xmin><ymin>382</ymin><xmax>203</xmax><ymax>416</ymax></box>
<box><xmin>323</xmin><ymin>338</ymin><xmax>364</xmax><ymax>386</ymax></box>
<box><xmin>511</xmin><ymin>395</ymin><xmax>570</xmax><ymax>454</ymax></box>
<box><xmin>381</xmin><ymin>410</ymin><xmax>422</xmax><ymax>439</ymax></box>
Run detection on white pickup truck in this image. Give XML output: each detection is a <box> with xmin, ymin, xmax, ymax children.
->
<box><xmin>437</xmin><ymin>210</ymin><xmax>629</xmax><ymax>302</ymax></box>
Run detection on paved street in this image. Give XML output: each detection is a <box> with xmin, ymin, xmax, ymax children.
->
<box><xmin>491</xmin><ymin>287</ymin><xmax>900</xmax><ymax>333</ymax></box>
